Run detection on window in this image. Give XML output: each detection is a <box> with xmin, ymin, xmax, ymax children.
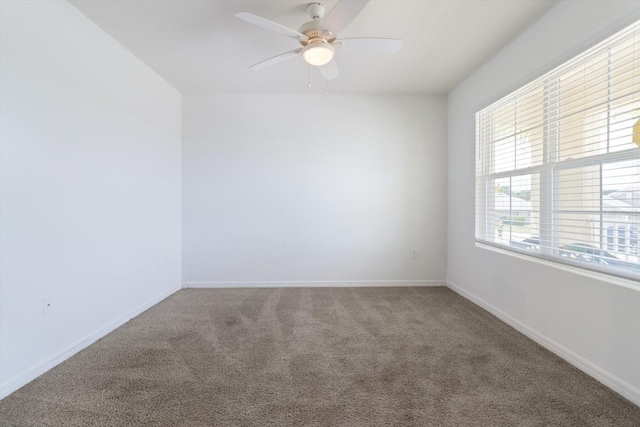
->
<box><xmin>476</xmin><ymin>20</ymin><xmax>640</xmax><ymax>281</ymax></box>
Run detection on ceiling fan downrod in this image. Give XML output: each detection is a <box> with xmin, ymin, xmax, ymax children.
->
<box><xmin>307</xmin><ymin>3</ymin><xmax>325</xmax><ymax>21</ymax></box>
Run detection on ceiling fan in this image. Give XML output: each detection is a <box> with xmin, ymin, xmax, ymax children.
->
<box><xmin>235</xmin><ymin>0</ymin><xmax>403</xmax><ymax>80</ymax></box>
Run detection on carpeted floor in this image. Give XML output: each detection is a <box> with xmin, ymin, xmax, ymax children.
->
<box><xmin>1</xmin><ymin>287</ymin><xmax>639</xmax><ymax>426</ymax></box>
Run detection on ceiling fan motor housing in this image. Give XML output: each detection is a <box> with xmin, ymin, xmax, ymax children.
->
<box><xmin>299</xmin><ymin>20</ymin><xmax>335</xmax><ymax>45</ymax></box>
<box><xmin>298</xmin><ymin>3</ymin><xmax>336</xmax><ymax>45</ymax></box>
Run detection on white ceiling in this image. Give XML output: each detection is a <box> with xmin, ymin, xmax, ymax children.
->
<box><xmin>70</xmin><ymin>0</ymin><xmax>556</xmax><ymax>95</ymax></box>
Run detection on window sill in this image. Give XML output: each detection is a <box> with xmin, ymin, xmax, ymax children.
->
<box><xmin>475</xmin><ymin>241</ymin><xmax>640</xmax><ymax>291</ymax></box>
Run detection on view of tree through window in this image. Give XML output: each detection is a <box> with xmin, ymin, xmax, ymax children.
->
<box><xmin>476</xmin><ymin>20</ymin><xmax>639</xmax><ymax>281</ymax></box>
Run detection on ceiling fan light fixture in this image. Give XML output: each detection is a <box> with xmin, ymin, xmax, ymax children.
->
<box><xmin>302</xmin><ymin>41</ymin><xmax>335</xmax><ymax>66</ymax></box>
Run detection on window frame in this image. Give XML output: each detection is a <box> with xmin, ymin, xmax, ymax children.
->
<box><xmin>474</xmin><ymin>21</ymin><xmax>640</xmax><ymax>283</ymax></box>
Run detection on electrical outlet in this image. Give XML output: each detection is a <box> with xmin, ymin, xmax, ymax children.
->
<box><xmin>411</xmin><ymin>249</ymin><xmax>417</xmax><ymax>259</ymax></box>
<box><xmin>43</xmin><ymin>298</ymin><xmax>52</xmax><ymax>315</ymax></box>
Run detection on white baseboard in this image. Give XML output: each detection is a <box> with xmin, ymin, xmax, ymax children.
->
<box><xmin>0</xmin><ymin>285</ymin><xmax>181</xmax><ymax>400</ymax></box>
<box><xmin>184</xmin><ymin>280</ymin><xmax>445</xmax><ymax>289</ymax></box>
<box><xmin>446</xmin><ymin>280</ymin><xmax>640</xmax><ymax>407</ymax></box>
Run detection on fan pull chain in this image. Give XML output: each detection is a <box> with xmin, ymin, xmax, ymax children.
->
<box><xmin>307</xmin><ymin>65</ymin><xmax>311</xmax><ymax>88</ymax></box>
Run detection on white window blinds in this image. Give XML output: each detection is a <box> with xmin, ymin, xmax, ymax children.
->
<box><xmin>476</xmin><ymin>20</ymin><xmax>640</xmax><ymax>281</ymax></box>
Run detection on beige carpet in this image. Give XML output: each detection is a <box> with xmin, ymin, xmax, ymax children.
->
<box><xmin>1</xmin><ymin>287</ymin><xmax>639</xmax><ymax>426</ymax></box>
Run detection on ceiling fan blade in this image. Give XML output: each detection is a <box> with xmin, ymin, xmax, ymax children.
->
<box><xmin>250</xmin><ymin>48</ymin><xmax>302</xmax><ymax>70</ymax></box>
<box><xmin>322</xmin><ymin>0</ymin><xmax>369</xmax><ymax>35</ymax></box>
<box><xmin>235</xmin><ymin>12</ymin><xmax>309</xmax><ymax>40</ymax></box>
<box><xmin>336</xmin><ymin>38</ymin><xmax>403</xmax><ymax>53</ymax></box>
<box><xmin>319</xmin><ymin>60</ymin><xmax>339</xmax><ymax>80</ymax></box>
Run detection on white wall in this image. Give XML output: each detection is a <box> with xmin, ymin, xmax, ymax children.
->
<box><xmin>0</xmin><ymin>1</ymin><xmax>182</xmax><ymax>398</ymax></box>
<box><xmin>183</xmin><ymin>94</ymin><xmax>447</xmax><ymax>285</ymax></box>
<box><xmin>447</xmin><ymin>0</ymin><xmax>640</xmax><ymax>404</ymax></box>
